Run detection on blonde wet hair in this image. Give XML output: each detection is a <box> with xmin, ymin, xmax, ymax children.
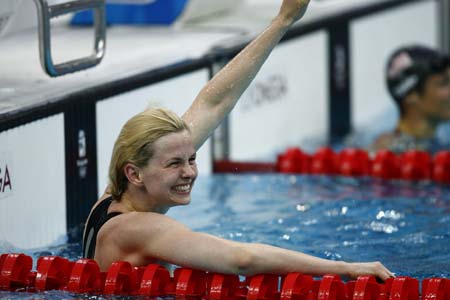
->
<box><xmin>108</xmin><ymin>108</ymin><xmax>190</xmax><ymax>199</ymax></box>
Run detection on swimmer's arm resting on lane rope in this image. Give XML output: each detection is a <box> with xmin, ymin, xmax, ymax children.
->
<box><xmin>110</xmin><ymin>212</ymin><xmax>395</xmax><ymax>281</ymax></box>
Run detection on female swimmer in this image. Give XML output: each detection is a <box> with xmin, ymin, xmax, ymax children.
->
<box><xmin>83</xmin><ymin>0</ymin><xmax>395</xmax><ymax>281</ymax></box>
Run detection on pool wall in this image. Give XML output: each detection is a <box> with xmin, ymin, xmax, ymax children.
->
<box><xmin>0</xmin><ymin>0</ymin><xmax>442</xmax><ymax>248</ymax></box>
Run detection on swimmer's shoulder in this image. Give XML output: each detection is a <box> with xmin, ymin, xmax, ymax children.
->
<box><xmin>98</xmin><ymin>210</ymin><xmax>189</xmax><ymax>247</ymax></box>
<box><xmin>95</xmin><ymin>211</ymin><xmax>180</xmax><ymax>269</ymax></box>
<box><xmin>371</xmin><ymin>131</ymin><xmax>398</xmax><ymax>152</ymax></box>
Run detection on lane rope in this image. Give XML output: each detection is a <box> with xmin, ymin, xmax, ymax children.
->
<box><xmin>1</xmin><ymin>253</ymin><xmax>449</xmax><ymax>299</ymax></box>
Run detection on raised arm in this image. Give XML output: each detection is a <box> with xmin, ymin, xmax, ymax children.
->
<box><xmin>183</xmin><ymin>0</ymin><xmax>310</xmax><ymax>149</ymax></box>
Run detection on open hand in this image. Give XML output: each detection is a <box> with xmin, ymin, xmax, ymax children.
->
<box><xmin>347</xmin><ymin>261</ymin><xmax>396</xmax><ymax>281</ymax></box>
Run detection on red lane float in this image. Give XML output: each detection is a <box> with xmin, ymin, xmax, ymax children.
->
<box><xmin>277</xmin><ymin>147</ymin><xmax>310</xmax><ymax>174</ymax></box>
<box><xmin>0</xmin><ymin>253</ymin><xmax>34</xmax><ymax>291</ymax></box>
<box><xmin>317</xmin><ymin>274</ymin><xmax>347</xmax><ymax>300</ymax></box>
<box><xmin>1</xmin><ymin>253</ymin><xmax>449</xmax><ymax>300</ymax></box>
<box><xmin>67</xmin><ymin>258</ymin><xmax>103</xmax><ymax>293</ymax></box>
<box><xmin>138</xmin><ymin>263</ymin><xmax>172</xmax><ymax>296</ymax></box>
<box><xmin>213</xmin><ymin>148</ymin><xmax>450</xmax><ymax>185</ymax></box>
<box><xmin>208</xmin><ymin>273</ymin><xmax>240</xmax><ymax>300</ymax></box>
<box><xmin>174</xmin><ymin>267</ymin><xmax>207</xmax><ymax>297</ymax></box>
<box><xmin>338</xmin><ymin>149</ymin><xmax>371</xmax><ymax>177</ymax></box>
<box><xmin>276</xmin><ymin>148</ymin><xmax>450</xmax><ymax>185</ymax></box>
<box><xmin>247</xmin><ymin>274</ymin><xmax>279</xmax><ymax>300</ymax></box>
<box><xmin>35</xmin><ymin>256</ymin><xmax>73</xmax><ymax>291</ymax></box>
<box><xmin>280</xmin><ymin>272</ymin><xmax>314</xmax><ymax>300</ymax></box>
<box><xmin>351</xmin><ymin>275</ymin><xmax>380</xmax><ymax>300</ymax></box>
<box><xmin>433</xmin><ymin>151</ymin><xmax>450</xmax><ymax>184</ymax></box>
<box><xmin>399</xmin><ymin>151</ymin><xmax>431</xmax><ymax>181</ymax></box>
<box><xmin>310</xmin><ymin>147</ymin><xmax>337</xmax><ymax>175</ymax></box>
<box><xmin>422</xmin><ymin>278</ymin><xmax>450</xmax><ymax>300</ymax></box>
<box><xmin>372</xmin><ymin>150</ymin><xmax>400</xmax><ymax>180</ymax></box>
<box><xmin>103</xmin><ymin>260</ymin><xmax>137</xmax><ymax>295</ymax></box>
<box><xmin>389</xmin><ymin>276</ymin><xmax>419</xmax><ymax>300</ymax></box>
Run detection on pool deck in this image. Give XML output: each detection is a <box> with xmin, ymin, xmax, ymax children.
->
<box><xmin>0</xmin><ymin>0</ymin><xmax>406</xmax><ymax>122</ymax></box>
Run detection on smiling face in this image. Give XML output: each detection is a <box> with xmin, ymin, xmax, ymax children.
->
<box><xmin>139</xmin><ymin>129</ymin><xmax>198</xmax><ymax>210</ymax></box>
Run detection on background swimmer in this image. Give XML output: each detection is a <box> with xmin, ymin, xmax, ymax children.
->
<box><xmin>372</xmin><ymin>45</ymin><xmax>450</xmax><ymax>153</ymax></box>
<box><xmin>83</xmin><ymin>0</ymin><xmax>394</xmax><ymax>281</ymax></box>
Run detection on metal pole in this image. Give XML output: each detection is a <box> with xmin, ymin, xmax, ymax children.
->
<box><xmin>33</xmin><ymin>0</ymin><xmax>106</xmax><ymax>76</ymax></box>
<box><xmin>210</xmin><ymin>59</ymin><xmax>230</xmax><ymax>163</ymax></box>
<box><xmin>440</xmin><ymin>0</ymin><xmax>450</xmax><ymax>54</ymax></box>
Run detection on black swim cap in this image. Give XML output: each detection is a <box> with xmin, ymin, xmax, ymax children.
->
<box><xmin>386</xmin><ymin>45</ymin><xmax>450</xmax><ymax>103</ymax></box>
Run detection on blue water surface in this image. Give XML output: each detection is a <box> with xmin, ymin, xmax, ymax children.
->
<box><xmin>1</xmin><ymin>174</ymin><xmax>450</xmax><ymax>299</ymax></box>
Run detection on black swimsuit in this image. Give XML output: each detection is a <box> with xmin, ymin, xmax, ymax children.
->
<box><xmin>82</xmin><ymin>196</ymin><xmax>122</xmax><ymax>259</ymax></box>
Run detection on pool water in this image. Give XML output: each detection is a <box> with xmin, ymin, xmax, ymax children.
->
<box><xmin>1</xmin><ymin>174</ymin><xmax>450</xmax><ymax>299</ymax></box>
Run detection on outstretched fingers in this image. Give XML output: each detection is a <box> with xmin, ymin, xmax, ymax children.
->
<box><xmin>372</xmin><ymin>261</ymin><xmax>396</xmax><ymax>282</ymax></box>
<box><xmin>347</xmin><ymin>261</ymin><xmax>395</xmax><ymax>282</ymax></box>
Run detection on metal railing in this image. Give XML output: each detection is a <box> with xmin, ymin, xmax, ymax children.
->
<box><xmin>33</xmin><ymin>0</ymin><xmax>106</xmax><ymax>77</ymax></box>
<box><xmin>441</xmin><ymin>0</ymin><xmax>450</xmax><ymax>54</ymax></box>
